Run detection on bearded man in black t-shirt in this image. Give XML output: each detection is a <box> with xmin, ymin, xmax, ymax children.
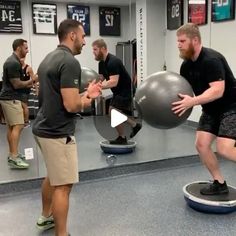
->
<box><xmin>92</xmin><ymin>39</ymin><xmax>142</xmax><ymax>145</ymax></box>
<box><xmin>172</xmin><ymin>23</ymin><xmax>236</xmax><ymax>195</ymax></box>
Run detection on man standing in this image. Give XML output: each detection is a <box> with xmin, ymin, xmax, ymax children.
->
<box><xmin>92</xmin><ymin>39</ymin><xmax>141</xmax><ymax>144</ymax></box>
<box><xmin>0</xmin><ymin>39</ymin><xmax>34</xmax><ymax>169</ymax></box>
<box><xmin>172</xmin><ymin>23</ymin><xmax>236</xmax><ymax>195</ymax></box>
<box><xmin>33</xmin><ymin>19</ymin><xmax>101</xmax><ymax>236</ymax></box>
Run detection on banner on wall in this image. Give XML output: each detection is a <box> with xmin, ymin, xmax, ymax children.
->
<box><xmin>32</xmin><ymin>3</ymin><xmax>57</xmax><ymax>35</ymax></box>
<box><xmin>188</xmin><ymin>0</ymin><xmax>207</xmax><ymax>25</ymax></box>
<box><xmin>212</xmin><ymin>0</ymin><xmax>235</xmax><ymax>22</ymax></box>
<box><xmin>99</xmin><ymin>7</ymin><xmax>120</xmax><ymax>36</ymax></box>
<box><xmin>67</xmin><ymin>5</ymin><xmax>90</xmax><ymax>35</ymax></box>
<box><xmin>167</xmin><ymin>0</ymin><xmax>183</xmax><ymax>30</ymax></box>
<box><xmin>0</xmin><ymin>1</ymin><xmax>22</xmax><ymax>33</ymax></box>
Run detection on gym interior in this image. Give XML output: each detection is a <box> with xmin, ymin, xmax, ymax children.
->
<box><xmin>1</xmin><ymin>0</ymin><xmax>236</xmax><ymax>235</ymax></box>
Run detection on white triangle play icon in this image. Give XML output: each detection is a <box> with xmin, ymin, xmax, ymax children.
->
<box><xmin>111</xmin><ymin>109</ymin><xmax>128</xmax><ymax>128</ymax></box>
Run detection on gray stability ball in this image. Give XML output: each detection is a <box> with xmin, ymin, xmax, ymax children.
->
<box><xmin>80</xmin><ymin>67</ymin><xmax>99</xmax><ymax>93</ymax></box>
<box><xmin>135</xmin><ymin>71</ymin><xmax>194</xmax><ymax>129</ymax></box>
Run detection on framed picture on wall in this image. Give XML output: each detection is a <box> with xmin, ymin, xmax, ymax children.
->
<box><xmin>32</xmin><ymin>3</ymin><xmax>57</xmax><ymax>35</ymax></box>
<box><xmin>67</xmin><ymin>5</ymin><xmax>90</xmax><ymax>35</ymax></box>
<box><xmin>212</xmin><ymin>0</ymin><xmax>235</xmax><ymax>22</ymax></box>
<box><xmin>167</xmin><ymin>0</ymin><xmax>183</xmax><ymax>30</ymax></box>
<box><xmin>0</xmin><ymin>1</ymin><xmax>23</xmax><ymax>33</ymax></box>
<box><xmin>188</xmin><ymin>0</ymin><xmax>207</xmax><ymax>25</ymax></box>
<box><xmin>99</xmin><ymin>7</ymin><xmax>120</xmax><ymax>36</ymax></box>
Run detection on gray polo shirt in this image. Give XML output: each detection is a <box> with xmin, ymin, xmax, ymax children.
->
<box><xmin>0</xmin><ymin>53</ymin><xmax>24</xmax><ymax>100</ymax></box>
<box><xmin>32</xmin><ymin>45</ymin><xmax>81</xmax><ymax>138</ymax></box>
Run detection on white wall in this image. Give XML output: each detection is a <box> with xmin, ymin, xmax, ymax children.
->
<box><xmin>130</xmin><ymin>3</ymin><xmax>137</xmax><ymax>40</ymax></box>
<box><xmin>146</xmin><ymin>0</ymin><xmax>165</xmax><ymax>75</ymax></box>
<box><xmin>0</xmin><ymin>0</ymin><xmax>132</xmax><ymax>77</ymax></box>
<box><xmin>210</xmin><ymin>21</ymin><xmax>236</xmax><ymax>76</ymax></box>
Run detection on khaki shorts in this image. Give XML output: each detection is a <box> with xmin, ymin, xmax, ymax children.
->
<box><xmin>35</xmin><ymin>136</ymin><xmax>79</xmax><ymax>186</ymax></box>
<box><xmin>0</xmin><ymin>100</ymin><xmax>24</xmax><ymax>126</ymax></box>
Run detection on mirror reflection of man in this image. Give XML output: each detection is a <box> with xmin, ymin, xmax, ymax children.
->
<box><xmin>0</xmin><ymin>39</ymin><xmax>34</xmax><ymax>169</ymax></box>
<box><xmin>92</xmin><ymin>39</ymin><xmax>142</xmax><ymax>144</ymax></box>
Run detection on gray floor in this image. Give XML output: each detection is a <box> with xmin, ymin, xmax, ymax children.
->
<box><xmin>0</xmin><ymin>116</ymin><xmax>234</xmax><ymax>236</ymax></box>
<box><xmin>1</xmin><ymin>159</ymin><xmax>236</xmax><ymax>236</ymax></box>
<box><xmin>0</xmin><ymin>116</ymin><xmax>198</xmax><ymax>183</ymax></box>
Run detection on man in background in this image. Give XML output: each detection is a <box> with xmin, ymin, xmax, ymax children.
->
<box><xmin>92</xmin><ymin>38</ymin><xmax>142</xmax><ymax>145</ymax></box>
<box><xmin>0</xmin><ymin>39</ymin><xmax>35</xmax><ymax>169</ymax></box>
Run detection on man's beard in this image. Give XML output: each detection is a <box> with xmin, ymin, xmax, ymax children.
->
<box><xmin>95</xmin><ymin>52</ymin><xmax>103</xmax><ymax>61</ymax></box>
<box><xmin>179</xmin><ymin>43</ymin><xmax>194</xmax><ymax>60</ymax></box>
<box><xmin>74</xmin><ymin>38</ymin><xmax>83</xmax><ymax>55</ymax></box>
<box><xmin>19</xmin><ymin>49</ymin><xmax>27</xmax><ymax>59</ymax></box>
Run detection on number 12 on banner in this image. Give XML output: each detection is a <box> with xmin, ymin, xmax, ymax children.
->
<box><xmin>99</xmin><ymin>7</ymin><xmax>120</xmax><ymax>36</ymax></box>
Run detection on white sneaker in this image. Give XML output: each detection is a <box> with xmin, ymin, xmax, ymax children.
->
<box><xmin>8</xmin><ymin>156</ymin><xmax>29</xmax><ymax>169</ymax></box>
<box><xmin>36</xmin><ymin>215</ymin><xmax>55</xmax><ymax>231</ymax></box>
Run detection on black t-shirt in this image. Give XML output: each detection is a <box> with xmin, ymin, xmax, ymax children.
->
<box><xmin>18</xmin><ymin>65</ymin><xmax>31</xmax><ymax>95</ymax></box>
<box><xmin>99</xmin><ymin>53</ymin><xmax>132</xmax><ymax>97</ymax></box>
<box><xmin>0</xmin><ymin>53</ymin><xmax>24</xmax><ymax>100</ymax></box>
<box><xmin>32</xmin><ymin>45</ymin><xmax>81</xmax><ymax>138</ymax></box>
<box><xmin>21</xmin><ymin>65</ymin><xmax>30</xmax><ymax>81</ymax></box>
<box><xmin>180</xmin><ymin>47</ymin><xmax>236</xmax><ymax>115</ymax></box>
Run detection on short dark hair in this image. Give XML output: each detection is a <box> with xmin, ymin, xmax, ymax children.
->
<box><xmin>12</xmin><ymin>39</ymin><xmax>27</xmax><ymax>51</ymax></box>
<box><xmin>58</xmin><ymin>19</ymin><xmax>83</xmax><ymax>42</ymax></box>
<box><xmin>92</xmin><ymin>39</ymin><xmax>107</xmax><ymax>49</ymax></box>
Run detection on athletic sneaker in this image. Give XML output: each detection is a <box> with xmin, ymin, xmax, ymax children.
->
<box><xmin>18</xmin><ymin>153</ymin><xmax>26</xmax><ymax>160</ymax></box>
<box><xmin>8</xmin><ymin>156</ymin><xmax>29</xmax><ymax>169</ymax></box>
<box><xmin>200</xmin><ymin>180</ymin><xmax>229</xmax><ymax>195</ymax></box>
<box><xmin>110</xmin><ymin>136</ymin><xmax>127</xmax><ymax>145</ymax></box>
<box><xmin>130</xmin><ymin>123</ymin><xmax>142</xmax><ymax>138</ymax></box>
<box><xmin>8</xmin><ymin>153</ymin><xmax>25</xmax><ymax>160</ymax></box>
<box><xmin>36</xmin><ymin>215</ymin><xmax>55</xmax><ymax>231</ymax></box>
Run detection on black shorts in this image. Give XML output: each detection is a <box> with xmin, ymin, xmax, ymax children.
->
<box><xmin>110</xmin><ymin>95</ymin><xmax>132</xmax><ymax>116</ymax></box>
<box><xmin>197</xmin><ymin>110</ymin><xmax>236</xmax><ymax>139</ymax></box>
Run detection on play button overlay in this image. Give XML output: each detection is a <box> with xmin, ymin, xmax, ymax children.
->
<box><xmin>92</xmin><ymin>95</ymin><xmax>142</xmax><ymax>141</ymax></box>
<box><xmin>111</xmin><ymin>109</ymin><xmax>127</xmax><ymax>127</ymax></box>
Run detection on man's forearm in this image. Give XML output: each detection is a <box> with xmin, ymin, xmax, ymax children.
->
<box><xmin>12</xmin><ymin>79</ymin><xmax>33</xmax><ymax>89</ymax></box>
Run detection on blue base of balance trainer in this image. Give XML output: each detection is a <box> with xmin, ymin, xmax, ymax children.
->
<box><xmin>100</xmin><ymin>140</ymin><xmax>136</xmax><ymax>154</ymax></box>
<box><xmin>183</xmin><ymin>181</ymin><xmax>236</xmax><ymax>214</ymax></box>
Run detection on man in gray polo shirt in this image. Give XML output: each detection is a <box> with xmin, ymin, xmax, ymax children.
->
<box><xmin>33</xmin><ymin>19</ymin><xmax>101</xmax><ymax>236</ymax></box>
<box><xmin>0</xmin><ymin>39</ymin><xmax>34</xmax><ymax>169</ymax></box>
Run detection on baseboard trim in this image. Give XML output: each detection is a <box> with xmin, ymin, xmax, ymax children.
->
<box><xmin>0</xmin><ymin>155</ymin><xmax>200</xmax><ymax>195</ymax></box>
